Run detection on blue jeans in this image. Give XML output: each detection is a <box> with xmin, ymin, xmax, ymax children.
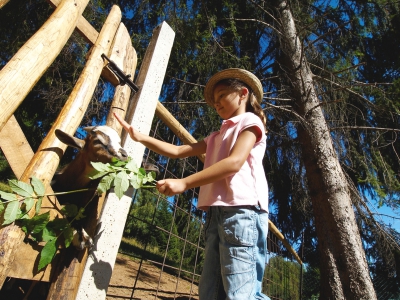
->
<box><xmin>199</xmin><ymin>206</ymin><xmax>270</xmax><ymax>300</ymax></box>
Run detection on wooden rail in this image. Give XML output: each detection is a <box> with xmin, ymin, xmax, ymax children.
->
<box><xmin>0</xmin><ymin>0</ymin><xmax>90</xmax><ymax>132</ymax></box>
<box><xmin>0</xmin><ymin>0</ymin><xmax>91</xmax><ymax>286</ymax></box>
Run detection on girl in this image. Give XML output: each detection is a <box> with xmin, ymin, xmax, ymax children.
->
<box><xmin>114</xmin><ymin>68</ymin><xmax>270</xmax><ymax>300</ymax></box>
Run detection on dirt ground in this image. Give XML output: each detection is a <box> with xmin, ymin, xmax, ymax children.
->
<box><xmin>106</xmin><ymin>253</ymin><xmax>199</xmax><ymax>300</ymax></box>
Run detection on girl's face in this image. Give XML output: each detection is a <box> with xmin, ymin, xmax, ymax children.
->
<box><xmin>212</xmin><ymin>84</ymin><xmax>248</xmax><ymax>119</ymax></box>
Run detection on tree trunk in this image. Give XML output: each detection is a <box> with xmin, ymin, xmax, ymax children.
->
<box><xmin>274</xmin><ymin>1</ymin><xmax>376</xmax><ymax>299</ymax></box>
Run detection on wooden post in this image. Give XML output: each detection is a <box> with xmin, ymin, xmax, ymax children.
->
<box><xmin>0</xmin><ymin>116</ymin><xmax>63</xmax><ymax>282</ymax></box>
<box><xmin>0</xmin><ymin>0</ymin><xmax>9</xmax><ymax>9</ymax></box>
<box><xmin>47</xmin><ymin>0</ymin><xmax>99</xmax><ymax>45</ymax></box>
<box><xmin>0</xmin><ymin>115</ymin><xmax>35</xmax><ymax>179</ymax></box>
<box><xmin>0</xmin><ymin>5</ymin><xmax>121</xmax><ymax>289</ymax></box>
<box><xmin>41</xmin><ymin>7</ymin><xmax>122</xmax><ymax>300</ymax></box>
<box><xmin>0</xmin><ymin>0</ymin><xmax>90</xmax><ymax>132</ymax></box>
<box><xmin>105</xmin><ymin>24</ymin><xmax>138</xmax><ymax>135</ymax></box>
<box><xmin>76</xmin><ymin>21</ymin><xmax>175</xmax><ymax>300</ymax></box>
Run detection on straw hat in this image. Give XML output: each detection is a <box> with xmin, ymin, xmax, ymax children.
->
<box><xmin>204</xmin><ymin>68</ymin><xmax>263</xmax><ymax>105</ymax></box>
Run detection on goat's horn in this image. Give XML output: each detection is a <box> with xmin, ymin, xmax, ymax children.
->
<box><xmin>83</xmin><ymin>126</ymin><xmax>96</xmax><ymax>133</ymax></box>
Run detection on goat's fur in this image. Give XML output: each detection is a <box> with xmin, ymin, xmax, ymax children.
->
<box><xmin>51</xmin><ymin>126</ymin><xmax>128</xmax><ymax>249</ymax></box>
<box><xmin>52</xmin><ymin>126</ymin><xmax>128</xmax><ymax>205</ymax></box>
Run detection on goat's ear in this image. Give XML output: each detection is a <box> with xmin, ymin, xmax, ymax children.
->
<box><xmin>55</xmin><ymin>129</ymin><xmax>86</xmax><ymax>150</ymax></box>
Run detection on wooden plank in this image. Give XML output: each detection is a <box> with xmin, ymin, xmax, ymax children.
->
<box><xmin>155</xmin><ymin>102</ymin><xmax>206</xmax><ymax>162</ymax></box>
<box><xmin>0</xmin><ymin>116</ymin><xmax>62</xmax><ymax>282</ymax></box>
<box><xmin>0</xmin><ymin>0</ymin><xmax>90</xmax><ymax>132</ymax></box>
<box><xmin>0</xmin><ymin>115</ymin><xmax>35</xmax><ymax>179</ymax></box>
<box><xmin>76</xmin><ymin>21</ymin><xmax>175</xmax><ymax>300</ymax></box>
<box><xmin>268</xmin><ymin>220</ymin><xmax>302</xmax><ymax>264</ymax></box>
<box><xmin>47</xmin><ymin>21</ymin><xmax>136</xmax><ymax>298</ymax></box>
<box><xmin>101</xmin><ymin>23</ymin><xmax>130</xmax><ymax>87</ymax></box>
<box><xmin>106</xmin><ymin>24</ymin><xmax>138</xmax><ymax>135</ymax></box>
<box><xmin>0</xmin><ymin>0</ymin><xmax>9</xmax><ymax>10</ymax></box>
<box><xmin>48</xmin><ymin>0</ymin><xmax>133</xmax><ymax>88</ymax></box>
<box><xmin>40</xmin><ymin>7</ymin><xmax>122</xmax><ymax>300</ymax></box>
<box><xmin>47</xmin><ymin>0</ymin><xmax>99</xmax><ymax>45</ymax></box>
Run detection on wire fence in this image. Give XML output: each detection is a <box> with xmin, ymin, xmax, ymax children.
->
<box><xmin>106</xmin><ymin>119</ymin><xmax>303</xmax><ymax>300</ymax></box>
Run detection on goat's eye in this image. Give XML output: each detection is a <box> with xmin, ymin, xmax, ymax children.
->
<box><xmin>92</xmin><ymin>139</ymin><xmax>103</xmax><ymax>146</ymax></box>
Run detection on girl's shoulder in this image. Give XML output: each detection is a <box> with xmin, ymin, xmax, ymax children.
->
<box><xmin>243</xmin><ymin>112</ymin><xmax>261</xmax><ymax>121</ymax></box>
<box><xmin>239</xmin><ymin>112</ymin><xmax>264</xmax><ymax>128</ymax></box>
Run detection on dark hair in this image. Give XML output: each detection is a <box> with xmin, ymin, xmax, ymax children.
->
<box><xmin>216</xmin><ymin>79</ymin><xmax>267</xmax><ymax>131</ymax></box>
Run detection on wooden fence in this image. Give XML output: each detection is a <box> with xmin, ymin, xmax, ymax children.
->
<box><xmin>0</xmin><ymin>1</ymin><xmax>301</xmax><ymax>299</ymax></box>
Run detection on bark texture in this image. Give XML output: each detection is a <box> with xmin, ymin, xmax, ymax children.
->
<box><xmin>274</xmin><ymin>1</ymin><xmax>377</xmax><ymax>299</ymax></box>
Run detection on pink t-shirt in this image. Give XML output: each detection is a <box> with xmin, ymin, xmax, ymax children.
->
<box><xmin>197</xmin><ymin>112</ymin><xmax>269</xmax><ymax>212</ymax></box>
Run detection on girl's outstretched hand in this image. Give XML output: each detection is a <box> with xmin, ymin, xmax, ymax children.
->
<box><xmin>114</xmin><ymin>113</ymin><xmax>138</xmax><ymax>141</ymax></box>
<box><xmin>156</xmin><ymin>179</ymin><xmax>187</xmax><ymax>196</ymax></box>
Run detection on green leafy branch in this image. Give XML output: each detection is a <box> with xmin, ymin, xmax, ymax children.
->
<box><xmin>89</xmin><ymin>157</ymin><xmax>157</xmax><ymax>199</ymax></box>
<box><xmin>0</xmin><ymin>157</ymin><xmax>157</xmax><ymax>271</ymax></box>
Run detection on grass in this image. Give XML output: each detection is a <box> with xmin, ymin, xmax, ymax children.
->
<box><xmin>118</xmin><ymin>237</ymin><xmax>200</xmax><ymax>283</ymax></box>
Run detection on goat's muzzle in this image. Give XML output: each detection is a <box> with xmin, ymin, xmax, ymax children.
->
<box><xmin>119</xmin><ymin>148</ymin><xmax>128</xmax><ymax>160</ymax></box>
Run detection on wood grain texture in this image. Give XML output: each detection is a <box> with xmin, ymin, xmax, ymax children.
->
<box><xmin>0</xmin><ymin>0</ymin><xmax>91</xmax><ymax>282</ymax></box>
<box><xmin>0</xmin><ymin>0</ymin><xmax>9</xmax><ymax>10</ymax></box>
<box><xmin>45</xmin><ymin>6</ymin><xmax>122</xmax><ymax>300</ymax></box>
<box><xmin>106</xmin><ymin>23</ymin><xmax>138</xmax><ymax>135</ymax></box>
<box><xmin>0</xmin><ymin>0</ymin><xmax>89</xmax><ymax>132</ymax></box>
<box><xmin>0</xmin><ymin>116</ymin><xmax>61</xmax><ymax>282</ymax></box>
<box><xmin>0</xmin><ymin>115</ymin><xmax>34</xmax><ymax>179</ymax></box>
<box><xmin>76</xmin><ymin>21</ymin><xmax>175</xmax><ymax>300</ymax></box>
<box><xmin>0</xmin><ymin>3</ymin><xmax>120</xmax><ymax>290</ymax></box>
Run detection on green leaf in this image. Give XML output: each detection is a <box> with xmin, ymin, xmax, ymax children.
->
<box><xmin>90</xmin><ymin>162</ymin><xmax>111</xmax><ymax>172</ymax></box>
<box><xmin>147</xmin><ymin>171</ymin><xmax>156</xmax><ymax>181</ymax></box>
<box><xmin>114</xmin><ymin>171</ymin><xmax>129</xmax><ymax>199</ymax></box>
<box><xmin>38</xmin><ymin>238</ymin><xmax>57</xmax><ymax>271</ymax></box>
<box><xmin>88</xmin><ymin>170</ymin><xmax>109</xmax><ymax>180</ymax></box>
<box><xmin>18</xmin><ymin>214</ymin><xmax>31</xmax><ymax>220</ymax></box>
<box><xmin>3</xmin><ymin>201</ymin><xmax>20</xmax><ymax>225</ymax></box>
<box><xmin>35</xmin><ymin>197</ymin><xmax>43</xmax><ymax>215</ymax></box>
<box><xmin>130</xmin><ymin>177</ymin><xmax>141</xmax><ymax>189</ymax></box>
<box><xmin>0</xmin><ymin>191</ymin><xmax>17</xmax><ymax>202</ymax></box>
<box><xmin>97</xmin><ymin>173</ymin><xmax>115</xmax><ymax>194</ymax></box>
<box><xmin>61</xmin><ymin>204</ymin><xmax>78</xmax><ymax>218</ymax></box>
<box><xmin>63</xmin><ymin>227</ymin><xmax>74</xmax><ymax>248</ymax></box>
<box><xmin>41</xmin><ymin>226</ymin><xmax>57</xmax><ymax>242</ymax></box>
<box><xmin>22</xmin><ymin>198</ymin><xmax>35</xmax><ymax>213</ymax></box>
<box><xmin>8</xmin><ymin>179</ymin><xmax>34</xmax><ymax>198</ymax></box>
<box><xmin>20</xmin><ymin>211</ymin><xmax>50</xmax><ymax>235</ymax></box>
<box><xmin>110</xmin><ymin>158</ymin><xmax>126</xmax><ymax>167</ymax></box>
<box><xmin>125</xmin><ymin>160</ymin><xmax>138</xmax><ymax>172</ymax></box>
<box><xmin>0</xmin><ymin>201</ymin><xmax>4</xmax><ymax>215</ymax></box>
<box><xmin>138</xmin><ymin>168</ymin><xmax>146</xmax><ymax>178</ymax></box>
<box><xmin>47</xmin><ymin>218</ymin><xmax>68</xmax><ymax>231</ymax></box>
<box><xmin>31</xmin><ymin>177</ymin><xmax>45</xmax><ymax>197</ymax></box>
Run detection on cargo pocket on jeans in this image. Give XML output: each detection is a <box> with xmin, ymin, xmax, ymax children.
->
<box><xmin>221</xmin><ymin>207</ymin><xmax>256</xmax><ymax>276</ymax></box>
<box><xmin>222</xmin><ymin>207</ymin><xmax>256</xmax><ymax>247</ymax></box>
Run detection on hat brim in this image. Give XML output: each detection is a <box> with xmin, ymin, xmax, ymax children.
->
<box><xmin>204</xmin><ymin>68</ymin><xmax>263</xmax><ymax>105</ymax></box>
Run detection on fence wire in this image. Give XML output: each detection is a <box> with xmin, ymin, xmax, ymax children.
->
<box><xmin>106</xmin><ymin>118</ymin><xmax>303</xmax><ymax>300</ymax></box>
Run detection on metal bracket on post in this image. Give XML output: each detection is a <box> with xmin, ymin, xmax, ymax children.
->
<box><xmin>101</xmin><ymin>53</ymin><xmax>139</xmax><ymax>93</ymax></box>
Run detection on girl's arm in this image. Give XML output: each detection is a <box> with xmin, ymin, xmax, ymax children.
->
<box><xmin>114</xmin><ymin>113</ymin><xmax>206</xmax><ymax>158</ymax></box>
<box><xmin>157</xmin><ymin>127</ymin><xmax>259</xmax><ymax>196</ymax></box>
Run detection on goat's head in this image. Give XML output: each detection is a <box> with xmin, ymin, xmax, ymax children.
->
<box><xmin>52</xmin><ymin>126</ymin><xmax>128</xmax><ymax>194</ymax></box>
<box><xmin>55</xmin><ymin>126</ymin><xmax>128</xmax><ymax>163</ymax></box>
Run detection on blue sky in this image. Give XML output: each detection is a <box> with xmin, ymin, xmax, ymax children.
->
<box><xmin>376</xmin><ymin>205</ymin><xmax>399</xmax><ymax>232</ymax></box>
